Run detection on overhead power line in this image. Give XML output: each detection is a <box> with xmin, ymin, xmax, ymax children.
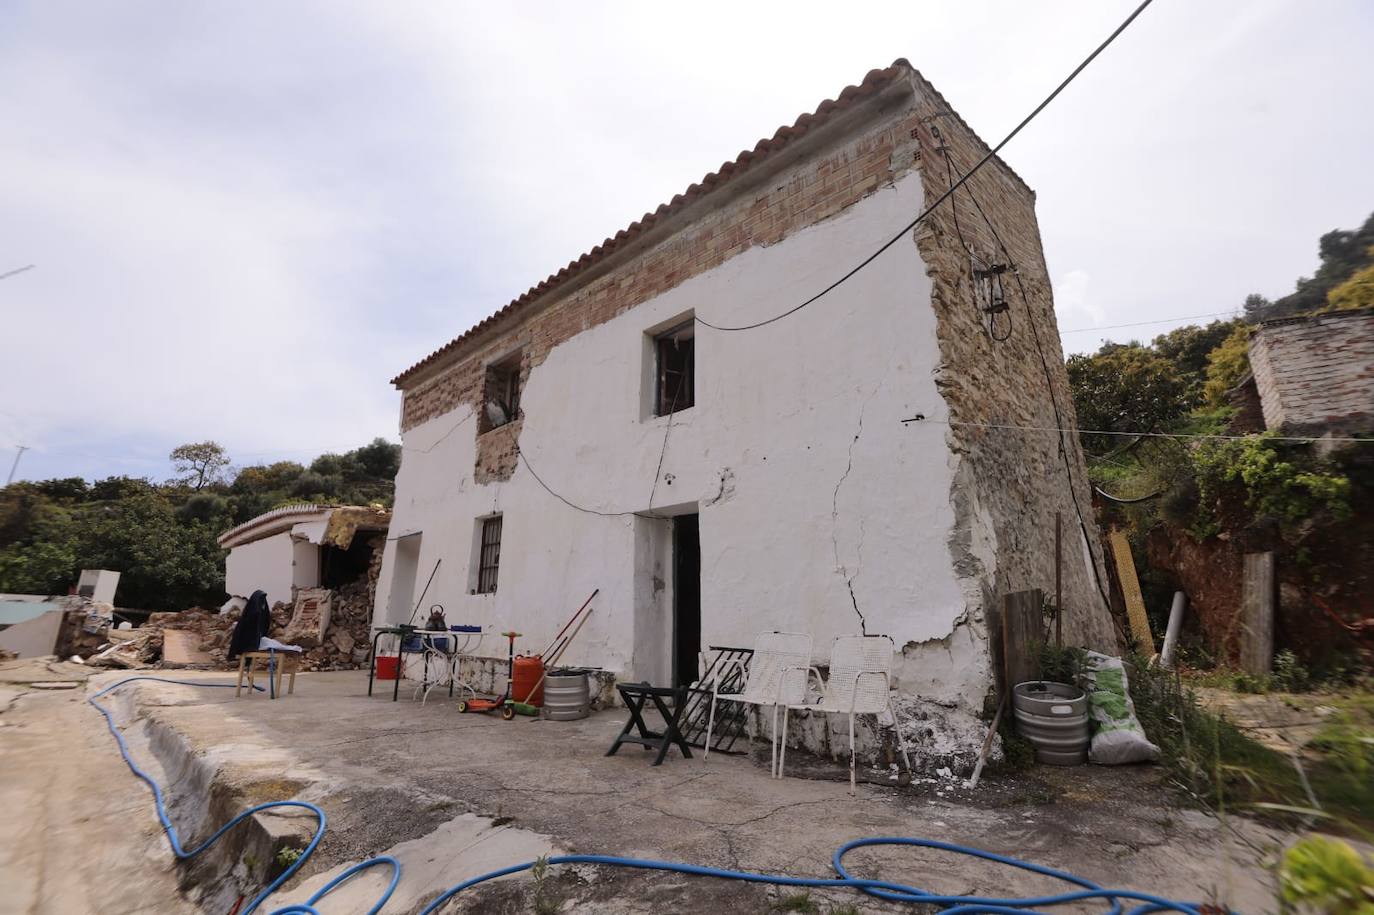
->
<box><xmin>0</xmin><ymin>265</ymin><xmax>35</xmax><ymax>282</ymax></box>
<box><xmin>1060</xmin><ymin>311</ymin><xmax>1241</xmax><ymax>335</ymax></box>
<box><xmin>695</xmin><ymin>0</ymin><xmax>1156</xmax><ymax>332</ymax></box>
<box><xmin>901</xmin><ymin>416</ymin><xmax>1374</xmax><ymax>446</ymax></box>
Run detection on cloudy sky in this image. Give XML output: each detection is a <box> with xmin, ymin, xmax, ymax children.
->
<box><xmin>3</xmin><ymin>1</ymin><xmax>1371</xmax><ymax>483</ymax></box>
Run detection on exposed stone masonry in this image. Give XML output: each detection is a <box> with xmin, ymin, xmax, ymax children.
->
<box><xmin>905</xmin><ymin>81</ymin><xmax>1118</xmax><ymax>662</ymax></box>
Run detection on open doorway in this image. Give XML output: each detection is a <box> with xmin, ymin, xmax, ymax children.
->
<box><xmin>388</xmin><ymin>534</ymin><xmax>421</xmax><ymax>624</ymax></box>
<box><xmin>672</xmin><ymin>513</ymin><xmax>700</xmax><ymax>688</ymax></box>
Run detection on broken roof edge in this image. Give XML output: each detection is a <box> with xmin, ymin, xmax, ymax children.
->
<box><xmin>391</xmin><ymin>60</ymin><xmax>1034</xmax><ymax>390</ymax></box>
<box><xmin>1257</xmin><ymin>305</ymin><xmax>1374</xmax><ymax>329</ymax></box>
<box><xmin>217</xmin><ymin>503</ymin><xmax>340</xmax><ymax>549</ymax></box>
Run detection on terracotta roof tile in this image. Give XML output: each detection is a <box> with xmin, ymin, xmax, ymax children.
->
<box><xmin>392</xmin><ymin>60</ymin><xmax>917</xmax><ymax>388</ymax></box>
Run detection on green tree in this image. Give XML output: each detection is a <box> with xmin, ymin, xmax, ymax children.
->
<box><xmin>1241</xmin><ymin>292</ymin><xmax>1274</xmax><ymax>323</ymax></box>
<box><xmin>1067</xmin><ymin>343</ymin><xmax>1197</xmax><ymax>454</ymax></box>
<box><xmin>1325</xmin><ymin>251</ymin><xmax>1374</xmax><ymax>311</ymax></box>
<box><xmin>1250</xmin><ymin>211</ymin><xmax>1374</xmax><ymax>320</ymax></box>
<box><xmin>1151</xmin><ymin>319</ymin><xmax>1244</xmax><ymax>399</ymax></box>
<box><xmin>80</xmin><ymin>491</ymin><xmax>226</xmax><ymax>609</ymax></box>
<box><xmin>1201</xmin><ymin>323</ymin><xmax>1252</xmax><ymax>407</ymax></box>
<box><xmin>348</xmin><ymin>438</ymin><xmax>401</xmax><ymax>481</ymax></box>
<box><xmin>169</xmin><ymin>442</ymin><xmax>230</xmax><ymax>490</ymax></box>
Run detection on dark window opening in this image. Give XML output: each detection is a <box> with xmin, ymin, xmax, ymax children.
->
<box><xmin>655</xmin><ymin>323</ymin><xmax>695</xmax><ymax>416</ymax></box>
<box><xmin>481</xmin><ymin>353</ymin><xmax>522</xmax><ymax>432</ymax></box>
<box><xmin>476</xmin><ymin>515</ymin><xmax>502</xmax><ymax>594</ymax></box>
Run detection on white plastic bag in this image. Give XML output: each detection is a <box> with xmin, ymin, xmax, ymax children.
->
<box><xmin>1083</xmin><ymin>651</ymin><xmax>1160</xmax><ymax>765</ymax></box>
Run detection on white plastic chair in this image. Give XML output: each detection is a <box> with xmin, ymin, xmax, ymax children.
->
<box><xmin>704</xmin><ymin>631</ymin><xmax>811</xmax><ymax>778</ymax></box>
<box><xmin>780</xmin><ymin>634</ymin><xmax>911</xmax><ymax>791</ymax></box>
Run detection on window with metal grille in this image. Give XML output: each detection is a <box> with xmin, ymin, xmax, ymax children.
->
<box><xmin>476</xmin><ymin>515</ymin><xmax>502</xmax><ymax>594</ymax></box>
<box><xmin>655</xmin><ymin>322</ymin><xmax>694</xmax><ymax>416</ymax></box>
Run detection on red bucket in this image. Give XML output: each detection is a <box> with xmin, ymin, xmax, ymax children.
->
<box><xmin>375</xmin><ymin>656</ymin><xmax>400</xmax><ymax>680</ymax></box>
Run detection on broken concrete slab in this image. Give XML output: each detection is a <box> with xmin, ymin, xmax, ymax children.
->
<box><xmin>283</xmin><ymin>588</ymin><xmax>332</xmax><ymax>649</ymax></box>
<box><xmin>160</xmin><ymin>629</ymin><xmax>214</xmax><ymax>668</ymax></box>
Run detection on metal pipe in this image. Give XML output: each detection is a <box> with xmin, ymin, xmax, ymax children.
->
<box><xmin>1159</xmin><ymin>591</ymin><xmax>1186</xmax><ymax>669</ymax></box>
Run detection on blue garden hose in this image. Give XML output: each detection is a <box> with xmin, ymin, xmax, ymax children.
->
<box><xmin>90</xmin><ymin>675</ymin><xmax>1210</xmax><ymax>915</ymax></box>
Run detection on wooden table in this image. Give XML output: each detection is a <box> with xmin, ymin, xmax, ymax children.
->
<box><xmin>235</xmin><ymin>650</ymin><xmax>300</xmax><ymax>699</ymax></box>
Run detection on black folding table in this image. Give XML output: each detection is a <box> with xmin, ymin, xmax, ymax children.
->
<box><xmin>605</xmin><ymin>682</ymin><xmax>692</xmax><ymax>766</ymax></box>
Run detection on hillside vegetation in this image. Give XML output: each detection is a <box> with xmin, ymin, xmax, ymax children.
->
<box><xmin>0</xmin><ymin>438</ymin><xmax>400</xmax><ymax>610</ymax></box>
<box><xmin>1066</xmin><ymin>211</ymin><xmax>1373</xmax><ymax>677</ymax></box>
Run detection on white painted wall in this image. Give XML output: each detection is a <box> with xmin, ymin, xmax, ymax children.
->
<box><xmin>0</xmin><ymin>609</ymin><xmax>64</xmax><ymax>658</ymax></box>
<box><xmin>77</xmin><ymin>569</ymin><xmax>120</xmax><ymax>604</ymax></box>
<box><xmin>377</xmin><ymin>173</ymin><xmax>984</xmax><ymax>707</ymax></box>
<box><xmin>225</xmin><ymin>532</ymin><xmax>318</xmax><ymax>607</ymax></box>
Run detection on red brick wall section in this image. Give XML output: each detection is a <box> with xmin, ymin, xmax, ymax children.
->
<box><xmin>475</xmin><ymin>418</ymin><xmax>522</xmax><ymax>485</ymax></box>
<box><xmin>400</xmin><ymin>85</ymin><xmax>934</xmax><ymax>479</ymax></box>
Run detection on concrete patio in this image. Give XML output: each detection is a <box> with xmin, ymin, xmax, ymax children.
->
<box><xmin>5</xmin><ymin>663</ymin><xmax>1282</xmax><ymax>913</ymax></box>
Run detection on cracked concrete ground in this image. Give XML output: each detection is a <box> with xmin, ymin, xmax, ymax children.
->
<box><xmin>4</xmin><ymin>665</ymin><xmax>1286</xmax><ymax>913</ymax></box>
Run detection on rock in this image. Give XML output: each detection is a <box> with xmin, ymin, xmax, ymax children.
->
<box><xmin>331</xmin><ymin>630</ymin><xmax>356</xmax><ymax>655</ymax></box>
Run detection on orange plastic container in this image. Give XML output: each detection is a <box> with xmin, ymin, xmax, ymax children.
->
<box><xmin>512</xmin><ymin>655</ymin><xmax>545</xmax><ymax>706</ymax></box>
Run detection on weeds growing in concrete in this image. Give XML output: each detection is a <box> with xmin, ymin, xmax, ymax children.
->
<box><xmin>530</xmin><ymin>854</ymin><xmax>561</xmax><ymax>915</ymax></box>
<box><xmin>771</xmin><ymin>892</ymin><xmax>821</xmax><ymax>913</ymax></box>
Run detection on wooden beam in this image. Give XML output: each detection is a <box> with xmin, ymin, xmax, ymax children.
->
<box><xmin>1240</xmin><ymin>552</ymin><xmax>1276</xmax><ymax>676</ymax></box>
<box><xmin>1002</xmin><ymin>589</ymin><xmax>1045</xmax><ymax>688</ymax></box>
<box><xmin>1108</xmin><ymin>527</ymin><xmax>1156</xmax><ymax>657</ymax></box>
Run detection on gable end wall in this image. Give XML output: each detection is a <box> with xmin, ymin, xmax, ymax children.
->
<box><xmin>399</xmin><ymin>83</ymin><xmax>938</xmax><ymax>481</ymax></box>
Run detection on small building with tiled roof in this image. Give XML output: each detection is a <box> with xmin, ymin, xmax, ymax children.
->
<box><xmin>219</xmin><ymin>504</ymin><xmax>389</xmax><ymax>607</ymax></box>
<box><xmin>375</xmin><ymin>61</ymin><xmax>1116</xmax><ymax>768</ymax></box>
<box><xmin>1249</xmin><ymin>307</ymin><xmax>1374</xmax><ymax>439</ymax></box>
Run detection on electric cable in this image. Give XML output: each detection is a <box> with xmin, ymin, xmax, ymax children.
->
<box><xmin>645</xmin><ymin>342</ymin><xmax>692</xmax><ymax>512</ymax></box>
<box><xmin>1060</xmin><ymin>311</ymin><xmax>1242</xmax><ymax>335</ymax></box>
<box><xmin>515</xmin><ymin>447</ymin><xmax>657</xmax><ymax>519</ymax></box>
<box><xmin>516</xmin><ymin>341</ymin><xmax>691</xmax><ymax>522</ymax></box>
<box><xmin>932</xmin><ymin>148</ymin><xmax>1114</xmax><ymax>609</ymax></box>
<box><xmin>938</xmin><ymin>140</ymin><xmax>1013</xmax><ymax>342</ymax></box>
<box><xmin>902</xmin><ymin>416</ymin><xmax>1374</xmax><ymax>445</ymax></box>
<box><xmin>694</xmin><ymin>0</ymin><xmax>1155</xmax><ymax>332</ymax></box>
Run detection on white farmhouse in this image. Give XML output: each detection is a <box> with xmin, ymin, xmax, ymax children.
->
<box><xmin>374</xmin><ymin>61</ymin><xmax>1118</xmax><ymax>767</ymax></box>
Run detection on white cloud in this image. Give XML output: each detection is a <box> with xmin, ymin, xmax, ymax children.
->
<box><xmin>1053</xmin><ymin>270</ymin><xmax>1104</xmax><ymax>328</ymax></box>
<box><xmin>2</xmin><ymin>0</ymin><xmax>1373</xmax><ymax>480</ymax></box>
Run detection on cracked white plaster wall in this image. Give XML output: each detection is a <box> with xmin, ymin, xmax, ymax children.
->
<box><xmin>375</xmin><ymin>170</ymin><xmax>971</xmax><ymax>707</ymax></box>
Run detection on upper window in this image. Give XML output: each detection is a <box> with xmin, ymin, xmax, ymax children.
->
<box><xmin>475</xmin><ymin>514</ymin><xmax>502</xmax><ymax>594</ymax></box>
<box><xmin>655</xmin><ymin>322</ymin><xmax>695</xmax><ymax>416</ymax></box>
<box><xmin>480</xmin><ymin>352</ymin><xmax>522</xmax><ymax>432</ymax></box>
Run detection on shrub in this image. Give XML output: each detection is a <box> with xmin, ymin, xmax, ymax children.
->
<box><xmin>1192</xmin><ymin>434</ymin><xmax>1353</xmax><ymax>528</ymax></box>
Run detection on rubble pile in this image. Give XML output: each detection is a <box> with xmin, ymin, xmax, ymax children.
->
<box><xmin>96</xmin><ymin>535</ymin><xmax>384</xmax><ymax>671</ymax></box>
<box><xmin>317</xmin><ymin>535</ymin><xmax>384</xmax><ymax>670</ymax></box>
<box><xmin>76</xmin><ymin>534</ymin><xmax>385</xmax><ymax>671</ymax></box>
<box><xmin>87</xmin><ymin>629</ymin><xmax>163</xmax><ymax>668</ymax></box>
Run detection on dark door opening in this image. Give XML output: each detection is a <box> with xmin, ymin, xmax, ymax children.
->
<box><xmin>672</xmin><ymin>513</ymin><xmax>701</xmax><ymax>689</ymax></box>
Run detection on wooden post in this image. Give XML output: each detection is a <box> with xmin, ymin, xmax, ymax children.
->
<box><xmin>1054</xmin><ymin>511</ymin><xmax>1063</xmax><ymax>648</ymax></box>
<box><xmin>1240</xmin><ymin>552</ymin><xmax>1276</xmax><ymax>677</ymax></box>
<box><xmin>1002</xmin><ymin>589</ymin><xmax>1045</xmax><ymax>688</ymax></box>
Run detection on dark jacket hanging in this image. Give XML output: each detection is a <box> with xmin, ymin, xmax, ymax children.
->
<box><xmin>228</xmin><ymin>590</ymin><xmax>272</xmax><ymax>660</ymax></box>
